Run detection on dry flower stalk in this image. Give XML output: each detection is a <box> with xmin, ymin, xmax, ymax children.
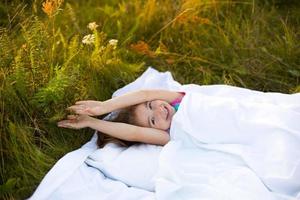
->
<box><xmin>42</xmin><ymin>0</ymin><xmax>64</xmax><ymax>17</ymax></box>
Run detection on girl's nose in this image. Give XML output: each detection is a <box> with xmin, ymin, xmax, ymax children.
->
<box><xmin>154</xmin><ymin>105</ymin><xmax>165</xmax><ymax>117</ymax></box>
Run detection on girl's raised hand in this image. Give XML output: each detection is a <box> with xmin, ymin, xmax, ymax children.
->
<box><xmin>57</xmin><ymin>115</ymin><xmax>92</xmax><ymax>129</ymax></box>
<box><xmin>67</xmin><ymin>100</ymin><xmax>105</xmax><ymax>116</ymax></box>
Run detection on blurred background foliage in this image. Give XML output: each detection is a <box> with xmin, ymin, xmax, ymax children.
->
<box><xmin>0</xmin><ymin>0</ymin><xmax>299</xmax><ymax>199</ymax></box>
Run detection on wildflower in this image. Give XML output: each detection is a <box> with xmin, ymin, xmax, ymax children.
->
<box><xmin>130</xmin><ymin>41</ymin><xmax>155</xmax><ymax>57</ymax></box>
<box><xmin>87</xmin><ymin>22</ymin><xmax>99</xmax><ymax>31</ymax></box>
<box><xmin>108</xmin><ymin>39</ymin><xmax>118</xmax><ymax>49</ymax></box>
<box><xmin>82</xmin><ymin>34</ymin><xmax>95</xmax><ymax>45</ymax></box>
<box><xmin>42</xmin><ymin>0</ymin><xmax>64</xmax><ymax>18</ymax></box>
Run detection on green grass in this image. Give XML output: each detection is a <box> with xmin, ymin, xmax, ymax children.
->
<box><xmin>0</xmin><ymin>0</ymin><xmax>299</xmax><ymax>199</ymax></box>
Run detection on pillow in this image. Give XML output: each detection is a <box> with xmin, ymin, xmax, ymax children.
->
<box><xmin>84</xmin><ymin>67</ymin><xmax>182</xmax><ymax>191</ymax></box>
<box><xmin>85</xmin><ymin>143</ymin><xmax>162</xmax><ymax>192</ymax></box>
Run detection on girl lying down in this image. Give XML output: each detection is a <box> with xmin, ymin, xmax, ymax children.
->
<box><xmin>58</xmin><ymin>90</ymin><xmax>185</xmax><ymax>146</ymax></box>
<box><xmin>57</xmin><ymin>84</ymin><xmax>300</xmax><ymax>198</ymax></box>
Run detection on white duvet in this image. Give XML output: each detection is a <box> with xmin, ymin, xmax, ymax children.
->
<box><xmin>157</xmin><ymin>85</ymin><xmax>300</xmax><ymax>200</ymax></box>
<box><xmin>30</xmin><ymin>67</ymin><xmax>300</xmax><ymax>200</ymax></box>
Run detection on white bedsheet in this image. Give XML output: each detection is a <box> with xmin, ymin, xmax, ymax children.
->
<box><xmin>30</xmin><ymin>67</ymin><xmax>300</xmax><ymax>200</ymax></box>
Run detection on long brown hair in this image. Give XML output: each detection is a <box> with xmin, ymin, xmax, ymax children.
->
<box><xmin>96</xmin><ymin>105</ymin><xmax>139</xmax><ymax>148</ymax></box>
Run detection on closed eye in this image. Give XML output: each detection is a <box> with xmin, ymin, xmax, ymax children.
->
<box><xmin>146</xmin><ymin>102</ymin><xmax>155</xmax><ymax>127</ymax></box>
<box><xmin>149</xmin><ymin>101</ymin><xmax>153</xmax><ymax>110</ymax></box>
<box><xmin>151</xmin><ymin>117</ymin><xmax>155</xmax><ymax>126</ymax></box>
<box><xmin>147</xmin><ymin>101</ymin><xmax>155</xmax><ymax>127</ymax></box>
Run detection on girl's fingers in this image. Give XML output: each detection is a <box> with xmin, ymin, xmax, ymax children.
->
<box><xmin>75</xmin><ymin>100</ymin><xmax>90</xmax><ymax>105</ymax></box>
<box><xmin>57</xmin><ymin>123</ymin><xmax>68</xmax><ymax>128</ymax></box>
<box><xmin>57</xmin><ymin>121</ymin><xmax>67</xmax><ymax>127</ymax></box>
<box><xmin>57</xmin><ymin>121</ymin><xmax>77</xmax><ymax>129</ymax></box>
<box><xmin>67</xmin><ymin>105</ymin><xmax>84</xmax><ymax>110</ymax></box>
<box><xmin>67</xmin><ymin>115</ymin><xmax>78</xmax><ymax>120</ymax></box>
<box><xmin>67</xmin><ymin>105</ymin><xmax>88</xmax><ymax>115</ymax></box>
<box><xmin>66</xmin><ymin>105</ymin><xmax>94</xmax><ymax>115</ymax></box>
<box><xmin>58</xmin><ymin>120</ymin><xmax>69</xmax><ymax>125</ymax></box>
<box><xmin>58</xmin><ymin>119</ymin><xmax>75</xmax><ymax>125</ymax></box>
<box><xmin>59</xmin><ymin>124</ymin><xmax>73</xmax><ymax>129</ymax></box>
<box><xmin>84</xmin><ymin>108</ymin><xmax>93</xmax><ymax>114</ymax></box>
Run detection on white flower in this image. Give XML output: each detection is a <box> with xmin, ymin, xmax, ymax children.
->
<box><xmin>82</xmin><ymin>34</ymin><xmax>95</xmax><ymax>45</ymax></box>
<box><xmin>108</xmin><ymin>39</ymin><xmax>118</xmax><ymax>49</ymax></box>
<box><xmin>87</xmin><ymin>22</ymin><xmax>99</xmax><ymax>31</ymax></box>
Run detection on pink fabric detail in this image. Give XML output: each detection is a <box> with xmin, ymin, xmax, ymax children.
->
<box><xmin>170</xmin><ymin>92</ymin><xmax>185</xmax><ymax>106</ymax></box>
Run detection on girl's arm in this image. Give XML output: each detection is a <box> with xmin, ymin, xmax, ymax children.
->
<box><xmin>58</xmin><ymin>114</ymin><xmax>170</xmax><ymax>145</ymax></box>
<box><xmin>143</xmin><ymin>89</ymin><xmax>183</xmax><ymax>103</ymax></box>
<box><xmin>70</xmin><ymin>90</ymin><xmax>183</xmax><ymax>116</ymax></box>
<box><xmin>103</xmin><ymin>89</ymin><xmax>182</xmax><ymax>112</ymax></box>
<box><xmin>88</xmin><ymin>117</ymin><xmax>170</xmax><ymax>146</ymax></box>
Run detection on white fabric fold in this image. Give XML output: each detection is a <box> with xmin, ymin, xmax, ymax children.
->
<box><xmin>85</xmin><ymin>143</ymin><xmax>162</xmax><ymax>192</ymax></box>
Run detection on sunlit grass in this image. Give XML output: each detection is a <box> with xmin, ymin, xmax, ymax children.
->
<box><xmin>0</xmin><ymin>0</ymin><xmax>299</xmax><ymax>199</ymax></box>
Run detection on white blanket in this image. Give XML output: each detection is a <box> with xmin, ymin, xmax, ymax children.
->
<box><xmin>157</xmin><ymin>84</ymin><xmax>300</xmax><ymax>200</ymax></box>
<box><xmin>30</xmin><ymin>67</ymin><xmax>300</xmax><ymax>200</ymax></box>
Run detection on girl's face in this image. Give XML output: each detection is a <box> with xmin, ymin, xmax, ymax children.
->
<box><xmin>134</xmin><ymin>100</ymin><xmax>176</xmax><ymax>131</ymax></box>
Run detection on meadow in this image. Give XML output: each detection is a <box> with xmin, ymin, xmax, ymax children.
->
<box><xmin>0</xmin><ymin>0</ymin><xmax>299</xmax><ymax>199</ymax></box>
